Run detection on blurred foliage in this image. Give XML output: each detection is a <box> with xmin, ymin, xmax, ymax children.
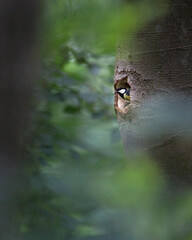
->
<box><xmin>16</xmin><ymin>0</ymin><xmax>192</xmax><ymax>240</ymax></box>
<box><xmin>42</xmin><ymin>0</ymin><xmax>168</xmax><ymax>54</ymax></box>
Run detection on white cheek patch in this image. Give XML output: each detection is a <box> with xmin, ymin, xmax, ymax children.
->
<box><xmin>118</xmin><ymin>89</ymin><xmax>126</xmax><ymax>94</ymax></box>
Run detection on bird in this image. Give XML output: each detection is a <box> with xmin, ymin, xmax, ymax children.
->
<box><xmin>116</xmin><ymin>88</ymin><xmax>130</xmax><ymax>100</ymax></box>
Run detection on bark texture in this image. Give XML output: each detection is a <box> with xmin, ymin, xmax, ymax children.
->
<box><xmin>115</xmin><ymin>0</ymin><xmax>192</xmax><ymax>186</ymax></box>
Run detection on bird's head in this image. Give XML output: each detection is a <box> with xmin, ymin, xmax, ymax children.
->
<box><xmin>116</xmin><ymin>88</ymin><xmax>130</xmax><ymax>100</ymax></box>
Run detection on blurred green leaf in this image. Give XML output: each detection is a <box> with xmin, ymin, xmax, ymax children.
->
<box><xmin>43</xmin><ymin>0</ymin><xmax>168</xmax><ymax>54</ymax></box>
<box><xmin>91</xmin><ymin>155</ymin><xmax>164</xmax><ymax>208</ymax></box>
<box><xmin>63</xmin><ymin>61</ymin><xmax>89</xmax><ymax>82</ymax></box>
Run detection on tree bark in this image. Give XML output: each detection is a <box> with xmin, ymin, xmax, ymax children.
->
<box><xmin>115</xmin><ymin>0</ymin><xmax>192</xmax><ymax>187</ymax></box>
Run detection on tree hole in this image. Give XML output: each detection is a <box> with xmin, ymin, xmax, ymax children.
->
<box><xmin>114</xmin><ymin>78</ymin><xmax>131</xmax><ymax>114</ymax></box>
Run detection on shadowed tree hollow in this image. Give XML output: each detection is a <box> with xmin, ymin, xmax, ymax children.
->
<box><xmin>114</xmin><ymin>0</ymin><xmax>192</xmax><ymax>187</ymax></box>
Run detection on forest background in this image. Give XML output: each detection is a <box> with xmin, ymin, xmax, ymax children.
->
<box><xmin>2</xmin><ymin>0</ymin><xmax>192</xmax><ymax>239</ymax></box>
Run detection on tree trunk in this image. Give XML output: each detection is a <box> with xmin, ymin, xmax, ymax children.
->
<box><xmin>114</xmin><ymin>0</ymin><xmax>192</xmax><ymax>187</ymax></box>
<box><xmin>0</xmin><ymin>1</ymin><xmax>41</xmax><ymax>238</ymax></box>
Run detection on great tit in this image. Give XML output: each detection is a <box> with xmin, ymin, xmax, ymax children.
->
<box><xmin>116</xmin><ymin>88</ymin><xmax>130</xmax><ymax>100</ymax></box>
